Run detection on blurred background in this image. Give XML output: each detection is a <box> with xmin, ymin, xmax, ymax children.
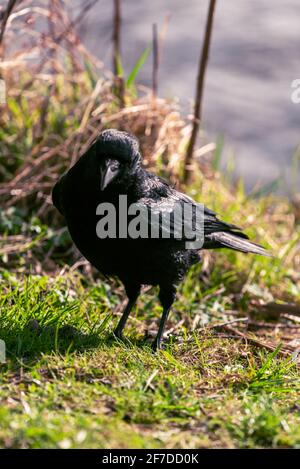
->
<box><xmin>1</xmin><ymin>2</ymin><xmax>300</xmax><ymax>450</ymax></box>
<box><xmin>73</xmin><ymin>0</ymin><xmax>300</xmax><ymax>192</ymax></box>
<box><xmin>1</xmin><ymin>0</ymin><xmax>299</xmax><ymax>192</ymax></box>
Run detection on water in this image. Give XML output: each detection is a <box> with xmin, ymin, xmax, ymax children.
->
<box><xmin>76</xmin><ymin>0</ymin><xmax>300</xmax><ymax>192</ymax></box>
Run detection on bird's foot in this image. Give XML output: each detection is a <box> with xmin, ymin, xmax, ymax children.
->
<box><xmin>151</xmin><ymin>339</ymin><xmax>162</xmax><ymax>352</ymax></box>
<box><xmin>113</xmin><ymin>329</ymin><xmax>125</xmax><ymax>341</ymax></box>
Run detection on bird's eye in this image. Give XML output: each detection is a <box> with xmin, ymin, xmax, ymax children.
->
<box><xmin>110</xmin><ymin>161</ymin><xmax>120</xmax><ymax>171</ymax></box>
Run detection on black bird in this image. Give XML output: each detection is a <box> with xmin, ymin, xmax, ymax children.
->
<box><xmin>52</xmin><ymin>129</ymin><xmax>269</xmax><ymax>350</ymax></box>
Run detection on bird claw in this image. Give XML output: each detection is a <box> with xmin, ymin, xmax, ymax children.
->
<box><xmin>151</xmin><ymin>340</ymin><xmax>161</xmax><ymax>352</ymax></box>
<box><xmin>113</xmin><ymin>329</ymin><xmax>125</xmax><ymax>341</ymax></box>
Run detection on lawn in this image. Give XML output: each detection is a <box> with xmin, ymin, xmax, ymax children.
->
<box><xmin>1</xmin><ymin>225</ymin><xmax>300</xmax><ymax>449</ymax></box>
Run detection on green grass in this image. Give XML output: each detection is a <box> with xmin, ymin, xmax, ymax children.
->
<box><xmin>1</xmin><ymin>264</ymin><xmax>300</xmax><ymax>449</ymax></box>
<box><xmin>1</xmin><ymin>105</ymin><xmax>299</xmax><ymax>447</ymax></box>
<box><xmin>1</xmin><ymin>10</ymin><xmax>300</xmax><ymax>447</ymax></box>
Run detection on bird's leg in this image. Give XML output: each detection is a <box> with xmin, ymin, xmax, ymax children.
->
<box><xmin>152</xmin><ymin>285</ymin><xmax>176</xmax><ymax>351</ymax></box>
<box><xmin>114</xmin><ymin>285</ymin><xmax>140</xmax><ymax>340</ymax></box>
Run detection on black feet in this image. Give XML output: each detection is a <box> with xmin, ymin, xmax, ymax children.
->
<box><xmin>151</xmin><ymin>337</ymin><xmax>168</xmax><ymax>352</ymax></box>
<box><xmin>113</xmin><ymin>328</ymin><xmax>125</xmax><ymax>341</ymax></box>
<box><xmin>113</xmin><ymin>287</ymin><xmax>140</xmax><ymax>343</ymax></box>
<box><xmin>151</xmin><ymin>339</ymin><xmax>160</xmax><ymax>352</ymax></box>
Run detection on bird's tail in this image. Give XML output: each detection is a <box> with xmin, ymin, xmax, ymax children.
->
<box><xmin>205</xmin><ymin>231</ymin><xmax>271</xmax><ymax>257</ymax></box>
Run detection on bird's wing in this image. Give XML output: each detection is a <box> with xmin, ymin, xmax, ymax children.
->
<box><xmin>166</xmin><ymin>187</ymin><xmax>247</xmax><ymax>238</ymax></box>
<box><xmin>132</xmin><ymin>193</ymin><xmax>202</xmax><ymax>243</ymax></box>
<box><xmin>131</xmin><ymin>174</ymin><xmax>269</xmax><ymax>254</ymax></box>
<box><xmin>130</xmin><ymin>181</ymin><xmax>269</xmax><ymax>255</ymax></box>
<box><xmin>134</xmin><ymin>184</ymin><xmax>249</xmax><ymax>246</ymax></box>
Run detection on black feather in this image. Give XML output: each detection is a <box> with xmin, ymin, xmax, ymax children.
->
<box><xmin>52</xmin><ymin>129</ymin><xmax>271</xmax><ymax>349</ymax></box>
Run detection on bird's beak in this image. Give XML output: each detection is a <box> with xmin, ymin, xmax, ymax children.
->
<box><xmin>100</xmin><ymin>159</ymin><xmax>120</xmax><ymax>191</ymax></box>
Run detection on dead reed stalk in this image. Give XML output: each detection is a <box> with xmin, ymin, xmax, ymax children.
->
<box><xmin>112</xmin><ymin>0</ymin><xmax>124</xmax><ymax>106</ymax></box>
<box><xmin>152</xmin><ymin>23</ymin><xmax>158</xmax><ymax>101</ymax></box>
<box><xmin>0</xmin><ymin>0</ymin><xmax>19</xmax><ymax>56</ymax></box>
<box><xmin>183</xmin><ymin>0</ymin><xmax>217</xmax><ymax>184</ymax></box>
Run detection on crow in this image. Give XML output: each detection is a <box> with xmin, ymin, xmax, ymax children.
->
<box><xmin>52</xmin><ymin>129</ymin><xmax>269</xmax><ymax>350</ymax></box>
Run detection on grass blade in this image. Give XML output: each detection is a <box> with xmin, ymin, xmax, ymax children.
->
<box><xmin>126</xmin><ymin>46</ymin><xmax>151</xmax><ymax>89</ymax></box>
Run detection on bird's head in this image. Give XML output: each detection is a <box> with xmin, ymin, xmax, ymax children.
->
<box><xmin>82</xmin><ymin>129</ymin><xmax>142</xmax><ymax>191</ymax></box>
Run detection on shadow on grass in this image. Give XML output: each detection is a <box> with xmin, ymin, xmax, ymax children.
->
<box><xmin>0</xmin><ymin>319</ymin><xmax>154</xmax><ymax>370</ymax></box>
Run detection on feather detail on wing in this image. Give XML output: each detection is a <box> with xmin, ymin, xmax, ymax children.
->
<box><xmin>134</xmin><ymin>185</ymin><xmax>270</xmax><ymax>256</ymax></box>
<box><xmin>205</xmin><ymin>231</ymin><xmax>271</xmax><ymax>256</ymax></box>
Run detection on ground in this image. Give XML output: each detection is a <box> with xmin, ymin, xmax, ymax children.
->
<box><xmin>1</xmin><ymin>238</ymin><xmax>300</xmax><ymax>448</ymax></box>
<box><xmin>0</xmin><ymin>4</ymin><xmax>300</xmax><ymax>446</ymax></box>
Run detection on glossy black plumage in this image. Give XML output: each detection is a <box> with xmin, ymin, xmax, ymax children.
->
<box><xmin>52</xmin><ymin>129</ymin><xmax>269</xmax><ymax>350</ymax></box>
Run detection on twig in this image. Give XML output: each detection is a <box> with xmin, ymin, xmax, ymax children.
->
<box><xmin>20</xmin><ymin>0</ymin><xmax>100</xmax><ymax>92</ymax></box>
<box><xmin>78</xmin><ymin>78</ymin><xmax>103</xmax><ymax>132</ymax></box>
<box><xmin>112</xmin><ymin>0</ymin><xmax>121</xmax><ymax>76</ymax></box>
<box><xmin>221</xmin><ymin>324</ymin><xmax>291</xmax><ymax>357</ymax></box>
<box><xmin>0</xmin><ymin>0</ymin><xmax>19</xmax><ymax>50</ymax></box>
<box><xmin>143</xmin><ymin>369</ymin><xmax>159</xmax><ymax>391</ymax></box>
<box><xmin>152</xmin><ymin>23</ymin><xmax>158</xmax><ymax>101</ymax></box>
<box><xmin>183</xmin><ymin>0</ymin><xmax>217</xmax><ymax>183</ymax></box>
<box><xmin>260</xmin><ymin>301</ymin><xmax>300</xmax><ymax>318</ymax></box>
<box><xmin>151</xmin><ymin>15</ymin><xmax>170</xmax><ymax>103</ymax></box>
<box><xmin>196</xmin><ymin>317</ymin><xmax>248</xmax><ymax>332</ymax></box>
<box><xmin>248</xmin><ymin>320</ymin><xmax>300</xmax><ymax>329</ymax></box>
<box><xmin>207</xmin><ymin>317</ymin><xmax>249</xmax><ymax>330</ymax></box>
<box><xmin>112</xmin><ymin>0</ymin><xmax>124</xmax><ymax>105</ymax></box>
